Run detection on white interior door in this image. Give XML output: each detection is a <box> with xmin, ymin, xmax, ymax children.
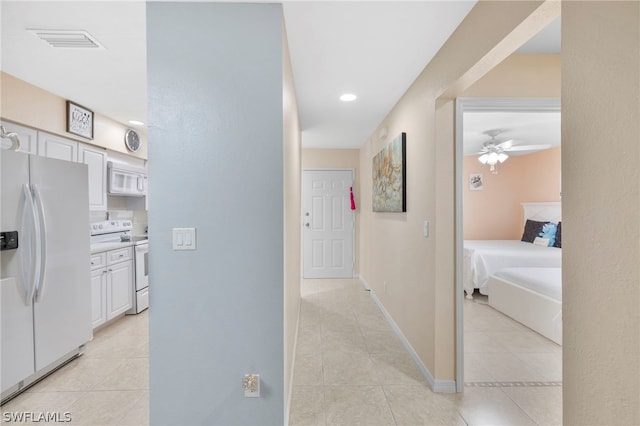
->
<box><xmin>302</xmin><ymin>170</ymin><xmax>354</xmax><ymax>279</ymax></box>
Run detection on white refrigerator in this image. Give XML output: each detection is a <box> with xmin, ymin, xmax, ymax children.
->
<box><xmin>1</xmin><ymin>150</ymin><xmax>92</xmax><ymax>401</ymax></box>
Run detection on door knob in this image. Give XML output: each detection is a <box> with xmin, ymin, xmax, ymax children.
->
<box><xmin>305</xmin><ymin>223</ymin><xmax>310</xmax><ymax>228</ymax></box>
<box><xmin>305</xmin><ymin>212</ymin><xmax>310</xmax><ymax>216</ymax></box>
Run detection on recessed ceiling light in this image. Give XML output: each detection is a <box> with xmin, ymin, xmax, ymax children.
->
<box><xmin>128</xmin><ymin>120</ymin><xmax>145</xmax><ymax>126</ymax></box>
<box><xmin>340</xmin><ymin>93</ymin><xmax>357</xmax><ymax>102</ymax></box>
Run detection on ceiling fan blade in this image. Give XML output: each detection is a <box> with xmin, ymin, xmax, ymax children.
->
<box><xmin>496</xmin><ymin>139</ymin><xmax>515</xmax><ymax>149</ymax></box>
<box><xmin>506</xmin><ymin>144</ymin><xmax>552</xmax><ymax>152</ymax></box>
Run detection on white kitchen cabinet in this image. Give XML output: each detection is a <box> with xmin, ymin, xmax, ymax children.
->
<box><xmin>107</xmin><ymin>260</ymin><xmax>134</xmax><ymax>319</ymax></box>
<box><xmin>79</xmin><ymin>143</ymin><xmax>108</xmax><ymax>211</ymax></box>
<box><xmin>90</xmin><ymin>247</ymin><xmax>133</xmax><ymax>329</ymax></box>
<box><xmin>0</xmin><ymin>120</ymin><xmax>38</xmax><ymax>154</ymax></box>
<box><xmin>90</xmin><ymin>268</ymin><xmax>108</xmax><ymax>328</ymax></box>
<box><xmin>37</xmin><ymin>131</ymin><xmax>78</xmax><ymax>162</ymax></box>
<box><xmin>89</xmin><ymin>252</ymin><xmax>108</xmax><ymax>328</ymax></box>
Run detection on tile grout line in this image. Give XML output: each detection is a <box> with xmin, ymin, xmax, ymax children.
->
<box><xmin>465</xmin><ymin>381</ymin><xmax>562</xmax><ymax>387</ymax></box>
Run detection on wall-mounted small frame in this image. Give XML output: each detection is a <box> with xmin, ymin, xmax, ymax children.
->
<box><xmin>66</xmin><ymin>100</ymin><xmax>94</xmax><ymax>139</ymax></box>
<box><xmin>469</xmin><ymin>173</ymin><xmax>483</xmax><ymax>191</ymax></box>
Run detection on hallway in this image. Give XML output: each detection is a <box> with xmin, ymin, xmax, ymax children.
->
<box><xmin>288</xmin><ymin>279</ymin><xmax>562</xmax><ymax>425</ymax></box>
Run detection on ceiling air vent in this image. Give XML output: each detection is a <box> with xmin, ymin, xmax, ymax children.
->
<box><xmin>28</xmin><ymin>29</ymin><xmax>104</xmax><ymax>49</ymax></box>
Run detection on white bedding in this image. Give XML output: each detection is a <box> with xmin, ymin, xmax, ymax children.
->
<box><xmin>493</xmin><ymin>267</ymin><xmax>562</xmax><ymax>301</ymax></box>
<box><xmin>464</xmin><ymin>240</ymin><xmax>562</xmax><ymax>296</ymax></box>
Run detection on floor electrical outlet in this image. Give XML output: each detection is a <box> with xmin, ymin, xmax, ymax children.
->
<box><xmin>242</xmin><ymin>373</ymin><xmax>260</xmax><ymax>397</ymax></box>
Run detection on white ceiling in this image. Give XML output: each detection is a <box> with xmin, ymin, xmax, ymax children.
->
<box><xmin>1</xmin><ymin>2</ymin><xmax>560</xmax><ymax>151</ymax></box>
<box><xmin>283</xmin><ymin>1</ymin><xmax>476</xmax><ymax>148</ymax></box>
<box><xmin>463</xmin><ymin>111</ymin><xmax>561</xmax><ymax>156</ymax></box>
<box><xmin>1</xmin><ymin>2</ymin><xmax>147</xmax><ymax>129</ymax></box>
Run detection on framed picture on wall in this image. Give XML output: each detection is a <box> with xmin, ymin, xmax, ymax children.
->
<box><xmin>372</xmin><ymin>132</ymin><xmax>406</xmax><ymax>212</ymax></box>
<box><xmin>66</xmin><ymin>101</ymin><xmax>94</xmax><ymax>139</ymax></box>
<box><xmin>469</xmin><ymin>173</ymin><xmax>483</xmax><ymax>191</ymax></box>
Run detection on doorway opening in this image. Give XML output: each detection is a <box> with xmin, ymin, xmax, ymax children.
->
<box><xmin>455</xmin><ymin>98</ymin><xmax>562</xmax><ymax>394</ymax></box>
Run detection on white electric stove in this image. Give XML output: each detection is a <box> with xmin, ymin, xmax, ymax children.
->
<box><xmin>90</xmin><ymin>220</ymin><xmax>149</xmax><ymax>314</ymax></box>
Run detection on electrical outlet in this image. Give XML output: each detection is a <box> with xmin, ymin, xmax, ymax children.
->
<box><xmin>242</xmin><ymin>373</ymin><xmax>260</xmax><ymax>397</ymax></box>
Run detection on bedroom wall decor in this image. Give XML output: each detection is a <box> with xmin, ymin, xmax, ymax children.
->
<box><xmin>469</xmin><ymin>173</ymin><xmax>483</xmax><ymax>190</ymax></box>
<box><xmin>373</xmin><ymin>132</ymin><xmax>406</xmax><ymax>212</ymax></box>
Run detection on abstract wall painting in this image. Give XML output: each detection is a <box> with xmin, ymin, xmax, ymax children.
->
<box><xmin>372</xmin><ymin>132</ymin><xmax>406</xmax><ymax>212</ymax></box>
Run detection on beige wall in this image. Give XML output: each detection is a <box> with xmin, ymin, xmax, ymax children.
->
<box><xmin>463</xmin><ymin>54</ymin><xmax>561</xmax><ymax>97</ymax></box>
<box><xmin>302</xmin><ymin>148</ymin><xmax>360</xmax><ymax>274</ymax></box>
<box><xmin>358</xmin><ymin>1</ymin><xmax>560</xmax><ymax>382</ymax></box>
<box><xmin>464</xmin><ymin>147</ymin><xmax>561</xmax><ymax>240</ymax></box>
<box><xmin>302</xmin><ymin>148</ymin><xmax>359</xmax><ymax>170</ymax></box>
<box><xmin>562</xmin><ymin>2</ymin><xmax>640</xmax><ymax>424</ymax></box>
<box><xmin>1</xmin><ymin>72</ymin><xmax>147</xmax><ymax>159</ymax></box>
<box><xmin>283</xmin><ymin>26</ymin><xmax>301</xmax><ymax>410</ymax></box>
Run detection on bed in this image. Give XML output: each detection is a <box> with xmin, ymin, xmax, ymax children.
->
<box><xmin>463</xmin><ymin>202</ymin><xmax>562</xmax><ymax>298</ymax></box>
<box><xmin>463</xmin><ymin>240</ymin><xmax>561</xmax><ymax>296</ymax></box>
<box><xmin>488</xmin><ymin>267</ymin><xmax>562</xmax><ymax>345</ymax></box>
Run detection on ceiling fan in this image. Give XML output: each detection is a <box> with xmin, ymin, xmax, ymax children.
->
<box><xmin>476</xmin><ymin>129</ymin><xmax>551</xmax><ymax>174</ymax></box>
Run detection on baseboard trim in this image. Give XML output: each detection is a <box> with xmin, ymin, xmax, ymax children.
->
<box><xmin>356</xmin><ymin>274</ymin><xmax>456</xmax><ymax>394</ymax></box>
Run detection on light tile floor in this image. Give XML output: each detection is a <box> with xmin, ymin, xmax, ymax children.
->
<box><xmin>1</xmin><ymin>281</ymin><xmax>562</xmax><ymax>425</ymax></box>
<box><xmin>288</xmin><ymin>279</ymin><xmax>562</xmax><ymax>426</ymax></box>
<box><xmin>1</xmin><ymin>310</ymin><xmax>149</xmax><ymax>425</ymax></box>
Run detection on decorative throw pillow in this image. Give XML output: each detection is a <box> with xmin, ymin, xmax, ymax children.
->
<box><xmin>539</xmin><ymin>222</ymin><xmax>558</xmax><ymax>247</ymax></box>
<box><xmin>521</xmin><ymin>219</ymin><xmax>547</xmax><ymax>243</ymax></box>
<box><xmin>553</xmin><ymin>221</ymin><xmax>562</xmax><ymax>248</ymax></box>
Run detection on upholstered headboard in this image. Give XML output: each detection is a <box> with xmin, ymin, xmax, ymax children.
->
<box><xmin>522</xmin><ymin>202</ymin><xmax>562</xmax><ymax>224</ymax></box>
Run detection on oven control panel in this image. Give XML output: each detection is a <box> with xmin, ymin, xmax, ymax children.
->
<box><xmin>90</xmin><ymin>220</ymin><xmax>133</xmax><ymax>236</ymax></box>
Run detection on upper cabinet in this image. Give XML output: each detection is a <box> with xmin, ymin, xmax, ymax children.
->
<box><xmin>1</xmin><ymin>121</ymin><xmax>144</xmax><ymax>213</ymax></box>
<box><xmin>0</xmin><ymin>121</ymin><xmax>37</xmax><ymax>155</ymax></box>
<box><xmin>79</xmin><ymin>143</ymin><xmax>108</xmax><ymax>211</ymax></box>
<box><xmin>37</xmin><ymin>131</ymin><xmax>78</xmax><ymax>162</ymax></box>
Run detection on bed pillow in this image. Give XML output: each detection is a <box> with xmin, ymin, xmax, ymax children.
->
<box><xmin>521</xmin><ymin>219</ymin><xmax>547</xmax><ymax>243</ymax></box>
<box><xmin>553</xmin><ymin>221</ymin><xmax>562</xmax><ymax>248</ymax></box>
<box><xmin>539</xmin><ymin>222</ymin><xmax>558</xmax><ymax>247</ymax></box>
<box><xmin>522</xmin><ymin>220</ymin><xmax>557</xmax><ymax>247</ymax></box>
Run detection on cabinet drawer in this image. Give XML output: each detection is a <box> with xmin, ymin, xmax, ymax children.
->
<box><xmin>107</xmin><ymin>247</ymin><xmax>133</xmax><ymax>265</ymax></box>
<box><xmin>90</xmin><ymin>253</ymin><xmax>107</xmax><ymax>270</ymax></box>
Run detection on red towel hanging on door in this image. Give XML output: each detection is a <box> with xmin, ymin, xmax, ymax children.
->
<box><xmin>350</xmin><ymin>187</ymin><xmax>356</xmax><ymax>211</ymax></box>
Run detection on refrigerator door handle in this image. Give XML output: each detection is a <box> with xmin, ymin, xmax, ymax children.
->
<box><xmin>21</xmin><ymin>184</ymin><xmax>38</xmax><ymax>305</ymax></box>
<box><xmin>32</xmin><ymin>184</ymin><xmax>48</xmax><ymax>302</ymax></box>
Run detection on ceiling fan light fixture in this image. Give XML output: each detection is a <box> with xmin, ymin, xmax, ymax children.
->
<box><xmin>477</xmin><ymin>147</ymin><xmax>509</xmax><ymax>173</ymax></box>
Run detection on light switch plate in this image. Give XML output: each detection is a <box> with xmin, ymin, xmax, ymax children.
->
<box><xmin>173</xmin><ymin>228</ymin><xmax>196</xmax><ymax>250</ymax></box>
<box><xmin>423</xmin><ymin>221</ymin><xmax>430</xmax><ymax>238</ymax></box>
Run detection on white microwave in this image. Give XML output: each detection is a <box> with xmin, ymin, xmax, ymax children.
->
<box><xmin>107</xmin><ymin>162</ymin><xmax>147</xmax><ymax>197</ymax></box>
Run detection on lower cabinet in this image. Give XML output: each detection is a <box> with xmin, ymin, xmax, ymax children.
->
<box><xmin>90</xmin><ymin>267</ymin><xmax>108</xmax><ymax>328</ymax></box>
<box><xmin>90</xmin><ymin>247</ymin><xmax>133</xmax><ymax>329</ymax></box>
